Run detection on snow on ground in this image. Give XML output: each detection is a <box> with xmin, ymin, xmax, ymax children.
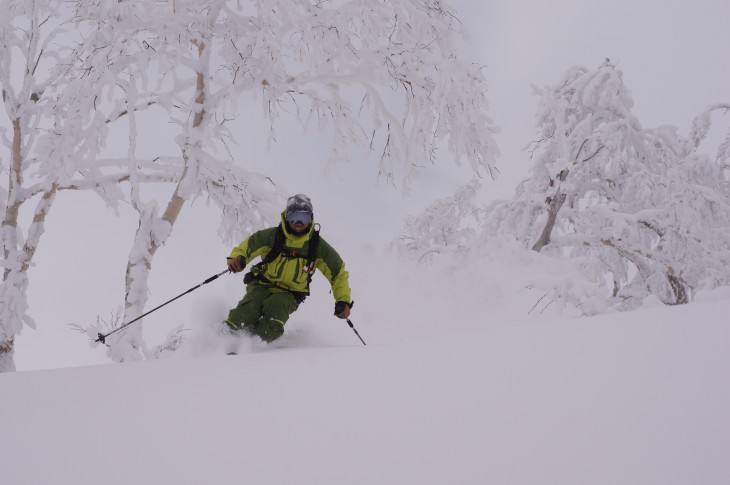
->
<box><xmin>1</xmin><ymin>291</ymin><xmax>729</xmax><ymax>485</ymax></box>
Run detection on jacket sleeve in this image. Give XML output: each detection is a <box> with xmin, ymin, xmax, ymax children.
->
<box><xmin>228</xmin><ymin>227</ymin><xmax>276</xmax><ymax>263</ymax></box>
<box><xmin>315</xmin><ymin>238</ymin><xmax>352</xmax><ymax>303</ymax></box>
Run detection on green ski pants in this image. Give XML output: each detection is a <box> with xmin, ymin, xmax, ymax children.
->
<box><xmin>225</xmin><ymin>284</ymin><xmax>300</xmax><ymax>342</ymax></box>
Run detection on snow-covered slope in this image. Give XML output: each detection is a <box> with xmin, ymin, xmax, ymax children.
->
<box><xmin>2</xmin><ymin>296</ymin><xmax>728</xmax><ymax>485</ymax></box>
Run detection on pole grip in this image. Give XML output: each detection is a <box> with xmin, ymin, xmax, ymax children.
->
<box><xmin>204</xmin><ymin>269</ymin><xmax>228</xmax><ymax>284</ymax></box>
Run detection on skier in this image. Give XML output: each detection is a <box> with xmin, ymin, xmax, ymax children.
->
<box><xmin>224</xmin><ymin>194</ymin><xmax>353</xmax><ymax>343</ymax></box>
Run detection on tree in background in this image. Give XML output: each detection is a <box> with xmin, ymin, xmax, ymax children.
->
<box><xmin>0</xmin><ymin>2</ymin><xmax>154</xmax><ymax>370</ymax></box>
<box><xmin>390</xmin><ymin>180</ymin><xmax>484</xmax><ymax>263</ymax></box>
<box><xmin>59</xmin><ymin>0</ymin><xmax>499</xmax><ymax>362</ymax></box>
<box><xmin>0</xmin><ymin>0</ymin><xmax>193</xmax><ymax>371</ymax></box>
<box><xmin>398</xmin><ymin>61</ymin><xmax>730</xmax><ymax>314</ymax></box>
<box><xmin>65</xmin><ymin>1</ymin><xmax>286</xmax><ymax>361</ymax></box>
<box><xmin>0</xmin><ymin>2</ymin><xmax>97</xmax><ymax>371</ymax></box>
<box><xmin>487</xmin><ymin>60</ymin><xmax>730</xmax><ymax>310</ymax></box>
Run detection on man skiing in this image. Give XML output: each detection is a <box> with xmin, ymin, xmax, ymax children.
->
<box><xmin>225</xmin><ymin>194</ymin><xmax>353</xmax><ymax>343</ymax></box>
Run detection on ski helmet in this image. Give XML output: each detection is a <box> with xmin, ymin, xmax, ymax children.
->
<box><xmin>286</xmin><ymin>194</ymin><xmax>313</xmax><ymax>214</ymax></box>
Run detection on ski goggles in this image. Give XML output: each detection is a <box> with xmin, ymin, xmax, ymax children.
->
<box><xmin>286</xmin><ymin>210</ymin><xmax>313</xmax><ymax>225</ymax></box>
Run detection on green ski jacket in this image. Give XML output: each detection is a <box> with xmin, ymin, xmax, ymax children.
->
<box><xmin>228</xmin><ymin>212</ymin><xmax>352</xmax><ymax>303</ymax></box>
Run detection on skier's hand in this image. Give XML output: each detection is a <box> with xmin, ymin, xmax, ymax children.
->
<box><xmin>334</xmin><ymin>301</ymin><xmax>351</xmax><ymax>319</ymax></box>
<box><xmin>227</xmin><ymin>255</ymin><xmax>246</xmax><ymax>273</ymax></box>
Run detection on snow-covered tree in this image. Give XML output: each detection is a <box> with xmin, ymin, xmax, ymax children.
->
<box><xmin>0</xmin><ymin>1</ymin><xmax>153</xmax><ymax>371</ymax></box>
<box><xmin>390</xmin><ymin>179</ymin><xmax>484</xmax><ymax>262</ymax></box>
<box><xmin>396</xmin><ymin>61</ymin><xmax>730</xmax><ymax>315</ymax></box>
<box><xmin>484</xmin><ymin>61</ymin><xmax>730</xmax><ymax>311</ymax></box>
<box><xmin>63</xmin><ymin>0</ymin><xmax>498</xmax><ymax>361</ymax></box>
<box><xmin>0</xmin><ymin>2</ymin><xmax>86</xmax><ymax>371</ymax></box>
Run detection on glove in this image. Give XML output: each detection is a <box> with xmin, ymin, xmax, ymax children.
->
<box><xmin>334</xmin><ymin>301</ymin><xmax>352</xmax><ymax>319</ymax></box>
<box><xmin>227</xmin><ymin>255</ymin><xmax>246</xmax><ymax>273</ymax></box>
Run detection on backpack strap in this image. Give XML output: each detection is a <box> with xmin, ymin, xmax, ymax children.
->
<box><xmin>244</xmin><ymin>224</ymin><xmax>284</xmax><ymax>284</ymax></box>
<box><xmin>260</xmin><ymin>224</ymin><xmax>285</xmax><ymax>265</ymax></box>
<box><xmin>302</xmin><ymin>224</ymin><xmax>321</xmax><ymax>289</ymax></box>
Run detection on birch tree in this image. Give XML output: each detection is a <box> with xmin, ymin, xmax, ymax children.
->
<box><xmin>0</xmin><ymin>1</ymin><xmax>82</xmax><ymax>371</ymax></box>
<box><xmin>484</xmin><ymin>61</ymin><xmax>730</xmax><ymax>311</ymax></box>
<box><xmin>390</xmin><ymin>179</ymin><xmax>484</xmax><ymax>262</ymax></box>
<box><xmin>64</xmin><ymin>0</ymin><xmax>498</xmax><ymax>361</ymax></box>
<box><xmin>0</xmin><ymin>1</ymin><xmax>138</xmax><ymax>371</ymax></box>
<box><xmin>396</xmin><ymin>61</ymin><xmax>730</xmax><ymax>314</ymax></box>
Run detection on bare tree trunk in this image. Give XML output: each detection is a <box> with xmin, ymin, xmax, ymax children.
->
<box><xmin>666</xmin><ymin>271</ymin><xmax>690</xmax><ymax>305</ymax></box>
<box><xmin>602</xmin><ymin>239</ymin><xmax>691</xmax><ymax>306</ymax></box>
<box><xmin>0</xmin><ymin>338</ymin><xmax>15</xmax><ymax>372</ymax></box>
<box><xmin>0</xmin><ymin>117</ymin><xmax>24</xmax><ymax>372</ymax></box>
<box><xmin>118</xmin><ymin>42</ymin><xmax>208</xmax><ymax>361</ymax></box>
<box><xmin>3</xmin><ymin>118</ymin><xmax>24</xmax><ymax>277</ymax></box>
<box><xmin>531</xmin><ymin>191</ymin><xmax>566</xmax><ymax>252</ymax></box>
<box><xmin>20</xmin><ymin>186</ymin><xmax>58</xmax><ymax>273</ymax></box>
<box><xmin>124</xmin><ymin>44</ymin><xmax>207</xmax><ymax>306</ymax></box>
<box><xmin>532</xmin><ymin>169</ymin><xmax>568</xmax><ymax>253</ymax></box>
<box><xmin>157</xmin><ymin>41</ymin><xmax>207</xmax><ymax>235</ymax></box>
<box><xmin>531</xmin><ymin>144</ymin><xmax>603</xmax><ymax>253</ymax></box>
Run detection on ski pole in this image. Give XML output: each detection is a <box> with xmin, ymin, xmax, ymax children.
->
<box><xmin>95</xmin><ymin>269</ymin><xmax>229</xmax><ymax>344</ymax></box>
<box><xmin>345</xmin><ymin>318</ymin><xmax>366</xmax><ymax>346</ymax></box>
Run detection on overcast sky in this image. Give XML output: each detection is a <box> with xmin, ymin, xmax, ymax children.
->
<box><xmin>14</xmin><ymin>0</ymin><xmax>730</xmax><ymax>370</ymax></box>
<box><xmin>475</xmin><ymin>0</ymin><xmax>730</xmax><ymax>193</ymax></box>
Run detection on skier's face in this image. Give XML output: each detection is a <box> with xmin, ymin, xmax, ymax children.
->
<box><xmin>285</xmin><ymin>210</ymin><xmax>312</xmax><ymax>235</ymax></box>
<box><xmin>287</xmin><ymin>221</ymin><xmax>309</xmax><ymax>234</ymax></box>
